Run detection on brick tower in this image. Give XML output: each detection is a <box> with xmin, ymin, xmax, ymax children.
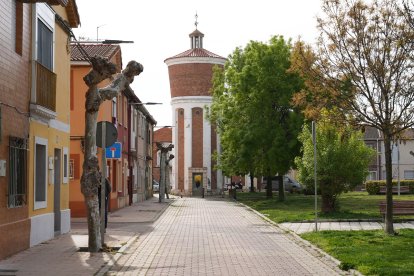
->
<box><xmin>164</xmin><ymin>24</ymin><xmax>226</xmax><ymax>196</ymax></box>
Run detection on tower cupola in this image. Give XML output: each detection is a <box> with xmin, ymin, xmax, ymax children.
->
<box><xmin>189</xmin><ymin>13</ymin><xmax>204</xmax><ymax>49</ymax></box>
<box><xmin>189</xmin><ymin>29</ymin><xmax>204</xmax><ymax>49</ymax></box>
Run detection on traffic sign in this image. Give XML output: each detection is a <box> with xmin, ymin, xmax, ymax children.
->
<box><xmin>106</xmin><ymin>142</ymin><xmax>122</xmax><ymax>159</ymax></box>
<box><xmin>96</xmin><ymin>121</ymin><xmax>117</xmax><ymax>148</ymax></box>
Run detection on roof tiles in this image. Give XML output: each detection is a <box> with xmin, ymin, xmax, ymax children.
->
<box><xmin>165</xmin><ymin>48</ymin><xmax>226</xmax><ymax>61</ymax></box>
<box><xmin>70</xmin><ymin>44</ymin><xmax>120</xmax><ymax>62</ymax></box>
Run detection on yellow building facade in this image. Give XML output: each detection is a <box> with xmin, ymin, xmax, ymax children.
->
<box><xmin>27</xmin><ymin>2</ymin><xmax>79</xmax><ymax>246</ymax></box>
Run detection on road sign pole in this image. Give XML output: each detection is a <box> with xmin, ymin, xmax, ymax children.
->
<box><xmin>100</xmin><ymin>122</ymin><xmax>106</xmax><ymax>246</ymax></box>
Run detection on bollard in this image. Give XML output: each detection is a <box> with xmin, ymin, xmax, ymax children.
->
<box><xmin>202</xmin><ymin>187</ymin><xmax>205</xmax><ymax>198</ymax></box>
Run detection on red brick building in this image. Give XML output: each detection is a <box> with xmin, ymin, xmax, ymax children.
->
<box><xmin>0</xmin><ymin>0</ymin><xmax>80</xmax><ymax>259</ymax></box>
<box><xmin>164</xmin><ymin>27</ymin><xmax>226</xmax><ymax>196</ymax></box>
<box><xmin>0</xmin><ymin>0</ymin><xmax>32</xmax><ymax>259</ymax></box>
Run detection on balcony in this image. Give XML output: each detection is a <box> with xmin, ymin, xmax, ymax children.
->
<box><xmin>30</xmin><ymin>61</ymin><xmax>57</xmax><ymax>119</ymax></box>
<box><xmin>18</xmin><ymin>0</ymin><xmax>69</xmax><ymax>5</ymax></box>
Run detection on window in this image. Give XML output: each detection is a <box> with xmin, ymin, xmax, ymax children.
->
<box><xmin>63</xmin><ymin>147</ymin><xmax>68</xmax><ymax>183</ymax></box>
<box><xmin>156</xmin><ymin>150</ymin><xmax>161</xmax><ymax>167</ymax></box>
<box><xmin>117</xmin><ymin>96</ymin><xmax>121</xmax><ymax>125</ymax></box>
<box><xmin>69</xmin><ymin>159</ymin><xmax>74</xmax><ymax>179</ymax></box>
<box><xmin>111</xmin><ymin>97</ymin><xmax>117</xmax><ymax>125</ymax></box>
<box><xmin>132</xmin><ymin>110</ymin><xmax>136</xmax><ymax>132</ymax></box>
<box><xmin>70</xmin><ymin>70</ymin><xmax>74</xmax><ymax>110</ymax></box>
<box><xmin>34</xmin><ymin>4</ymin><xmax>55</xmax><ymax>70</ymax></box>
<box><xmin>404</xmin><ymin>170</ymin><xmax>414</xmax><ymax>179</ymax></box>
<box><xmin>12</xmin><ymin>0</ymin><xmax>23</xmax><ymax>55</ymax></box>
<box><xmin>366</xmin><ymin>171</ymin><xmax>377</xmax><ymax>181</ymax></box>
<box><xmin>124</xmin><ymin>98</ymin><xmax>127</xmax><ymax>126</ymax></box>
<box><xmin>34</xmin><ymin>137</ymin><xmax>48</xmax><ymax>209</ymax></box>
<box><xmin>8</xmin><ymin>136</ymin><xmax>28</xmax><ymax>208</ymax></box>
<box><xmin>391</xmin><ymin>143</ymin><xmax>399</xmax><ymax>165</ymax></box>
<box><xmin>141</xmin><ymin>117</ymin><xmax>145</xmax><ymax>138</ymax></box>
<box><xmin>37</xmin><ymin>19</ymin><xmax>53</xmax><ymax>70</ymax></box>
<box><xmin>137</xmin><ymin>114</ymin><xmax>141</xmax><ymax>137</ymax></box>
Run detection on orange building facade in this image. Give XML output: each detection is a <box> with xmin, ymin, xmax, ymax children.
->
<box><xmin>69</xmin><ymin>44</ymin><xmax>156</xmax><ymax>217</ymax></box>
<box><xmin>69</xmin><ymin>44</ymin><xmax>125</xmax><ymax>217</ymax></box>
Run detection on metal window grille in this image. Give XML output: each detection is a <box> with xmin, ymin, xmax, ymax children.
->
<box><xmin>8</xmin><ymin>136</ymin><xmax>28</xmax><ymax>208</ymax></box>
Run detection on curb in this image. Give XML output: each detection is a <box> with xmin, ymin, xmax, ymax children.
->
<box><xmin>237</xmin><ymin>201</ymin><xmax>363</xmax><ymax>276</ymax></box>
<box><xmin>94</xmin><ymin>198</ymin><xmax>174</xmax><ymax>276</ymax></box>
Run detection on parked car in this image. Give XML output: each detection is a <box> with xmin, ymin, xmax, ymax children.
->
<box><xmin>262</xmin><ymin>175</ymin><xmax>302</xmax><ymax>192</ymax></box>
<box><xmin>224</xmin><ymin>182</ymin><xmax>243</xmax><ymax>191</ymax></box>
<box><xmin>153</xmin><ymin>180</ymin><xmax>160</xmax><ymax>192</ymax></box>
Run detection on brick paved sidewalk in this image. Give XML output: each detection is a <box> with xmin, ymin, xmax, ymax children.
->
<box><xmin>103</xmin><ymin>197</ymin><xmax>350</xmax><ymax>276</ymax></box>
<box><xmin>280</xmin><ymin>221</ymin><xmax>414</xmax><ymax>234</ymax></box>
<box><xmin>0</xmin><ymin>196</ymin><xmax>172</xmax><ymax>276</ymax></box>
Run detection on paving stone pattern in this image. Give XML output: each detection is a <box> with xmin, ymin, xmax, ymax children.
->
<box><xmin>103</xmin><ymin>198</ymin><xmax>344</xmax><ymax>276</ymax></box>
<box><xmin>281</xmin><ymin>221</ymin><xmax>414</xmax><ymax>234</ymax></box>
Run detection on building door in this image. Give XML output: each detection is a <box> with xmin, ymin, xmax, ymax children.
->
<box><xmin>54</xmin><ymin>148</ymin><xmax>61</xmax><ymax>234</ymax></box>
<box><xmin>192</xmin><ymin>173</ymin><xmax>203</xmax><ymax>197</ymax></box>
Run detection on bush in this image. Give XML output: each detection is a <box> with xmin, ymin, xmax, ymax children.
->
<box><xmin>365</xmin><ymin>181</ymin><xmax>381</xmax><ymax>195</ymax></box>
<box><xmin>365</xmin><ymin>180</ymin><xmax>414</xmax><ymax>195</ymax></box>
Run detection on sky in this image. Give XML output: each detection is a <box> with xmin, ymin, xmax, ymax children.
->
<box><xmin>73</xmin><ymin>0</ymin><xmax>323</xmax><ymax>127</ymax></box>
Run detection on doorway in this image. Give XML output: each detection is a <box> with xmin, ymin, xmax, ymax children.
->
<box><xmin>192</xmin><ymin>173</ymin><xmax>203</xmax><ymax>197</ymax></box>
<box><xmin>54</xmin><ymin>148</ymin><xmax>61</xmax><ymax>235</ymax></box>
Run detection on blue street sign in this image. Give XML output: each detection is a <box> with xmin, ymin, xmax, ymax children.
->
<box><xmin>106</xmin><ymin>142</ymin><xmax>122</xmax><ymax>159</ymax></box>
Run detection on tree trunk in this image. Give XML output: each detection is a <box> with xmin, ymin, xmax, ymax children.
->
<box><xmin>249</xmin><ymin>173</ymin><xmax>254</xmax><ymax>192</ymax></box>
<box><xmin>80</xmin><ymin>58</ymin><xmax>143</xmax><ymax>251</ymax></box>
<box><xmin>383</xmin><ymin>134</ymin><xmax>395</xmax><ymax>234</ymax></box>
<box><xmin>164</xmin><ymin>155</ymin><xmax>170</xmax><ymax>200</ymax></box>
<box><xmin>81</xmin><ymin>106</ymin><xmax>101</xmax><ymax>252</ymax></box>
<box><xmin>321</xmin><ymin>192</ymin><xmax>335</xmax><ymax>213</ymax></box>
<box><xmin>159</xmin><ymin>151</ymin><xmax>166</xmax><ymax>203</ymax></box>
<box><xmin>266</xmin><ymin>175</ymin><xmax>273</xmax><ymax>198</ymax></box>
<box><xmin>277</xmin><ymin>175</ymin><xmax>285</xmax><ymax>202</ymax></box>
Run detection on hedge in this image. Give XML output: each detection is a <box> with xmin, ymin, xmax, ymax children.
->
<box><xmin>365</xmin><ymin>180</ymin><xmax>414</xmax><ymax>195</ymax></box>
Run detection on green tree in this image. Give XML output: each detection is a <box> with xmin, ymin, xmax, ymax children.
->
<box><xmin>295</xmin><ymin>111</ymin><xmax>374</xmax><ymax>213</ymax></box>
<box><xmin>207</xmin><ymin>36</ymin><xmax>303</xmax><ymax>200</ymax></box>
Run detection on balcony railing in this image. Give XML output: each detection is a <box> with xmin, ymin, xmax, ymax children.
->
<box><xmin>35</xmin><ymin>61</ymin><xmax>56</xmax><ymax>112</ymax></box>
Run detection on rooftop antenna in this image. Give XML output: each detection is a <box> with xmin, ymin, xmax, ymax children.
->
<box><xmin>195</xmin><ymin>12</ymin><xmax>198</xmax><ymax>29</ymax></box>
<box><xmin>97</xmin><ymin>24</ymin><xmax>106</xmax><ymax>41</ymax></box>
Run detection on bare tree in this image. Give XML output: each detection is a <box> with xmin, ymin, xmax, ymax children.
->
<box><xmin>81</xmin><ymin>58</ymin><xmax>143</xmax><ymax>251</ymax></box>
<box><xmin>314</xmin><ymin>0</ymin><xmax>414</xmax><ymax>234</ymax></box>
<box><xmin>156</xmin><ymin>143</ymin><xmax>173</xmax><ymax>203</ymax></box>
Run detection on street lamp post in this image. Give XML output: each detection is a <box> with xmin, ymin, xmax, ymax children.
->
<box><xmin>312</xmin><ymin>121</ymin><xmax>318</xmax><ymax>232</ymax></box>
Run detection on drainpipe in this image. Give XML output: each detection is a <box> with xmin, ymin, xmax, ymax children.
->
<box><xmin>127</xmin><ymin>103</ymin><xmax>133</xmax><ymax>205</ymax></box>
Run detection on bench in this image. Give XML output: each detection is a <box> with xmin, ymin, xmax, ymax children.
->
<box><xmin>379</xmin><ymin>185</ymin><xmax>410</xmax><ymax>194</ymax></box>
<box><xmin>379</xmin><ymin>200</ymin><xmax>414</xmax><ymax>219</ymax></box>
